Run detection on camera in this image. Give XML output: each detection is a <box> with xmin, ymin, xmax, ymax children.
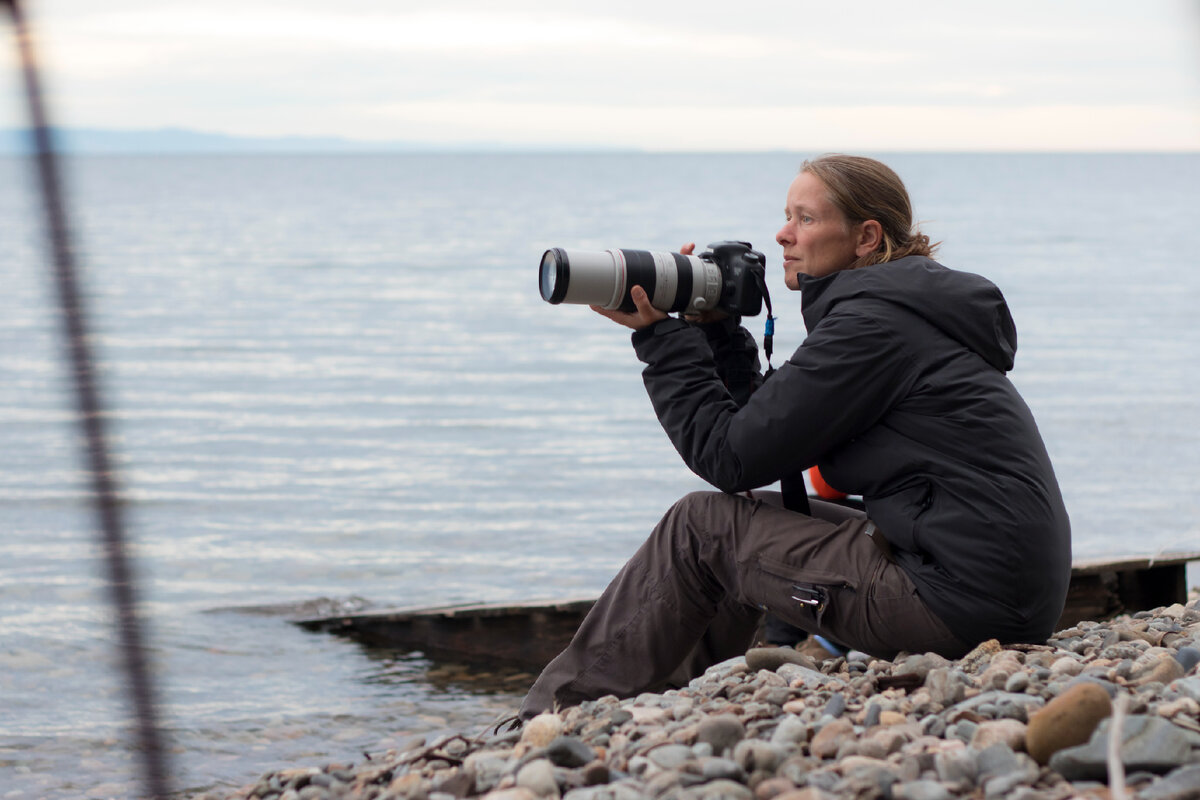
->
<box><xmin>538</xmin><ymin>241</ymin><xmax>767</xmax><ymax>317</ymax></box>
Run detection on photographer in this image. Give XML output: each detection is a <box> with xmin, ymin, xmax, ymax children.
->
<box><xmin>520</xmin><ymin>154</ymin><xmax>1071</xmax><ymax>720</ymax></box>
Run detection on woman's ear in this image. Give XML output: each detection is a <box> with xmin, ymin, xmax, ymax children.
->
<box><xmin>856</xmin><ymin>220</ymin><xmax>883</xmax><ymax>256</ymax></box>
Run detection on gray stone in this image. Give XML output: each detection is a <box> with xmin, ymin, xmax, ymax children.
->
<box><xmin>697</xmin><ymin>757</ymin><xmax>745</xmax><ymax>783</ymax></box>
<box><xmin>1140</xmin><ymin>764</ymin><xmax>1200</xmax><ymax>800</ymax></box>
<box><xmin>920</xmin><ymin>715</ymin><xmax>946</xmax><ymax>738</ymax></box>
<box><xmin>934</xmin><ymin>747</ymin><xmax>977</xmax><ymax>786</ymax></box>
<box><xmin>1048</xmin><ymin>714</ymin><xmax>1193</xmax><ymax>780</ymax></box>
<box><xmin>863</xmin><ymin>703</ymin><xmax>882</xmax><ymax>728</ymax></box>
<box><xmin>696</xmin><ymin>715</ymin><xmax>745</xmax><ymax>755</ymax></box>
<box><xmin>754</xmin><ymin>686</ymin><xmax>792</xmax><ymax>707</ymax></box>
<box><xmin>777</xmin><ymin>663</ymin><xmax>835</xmax><ymax>688</ymax></box>
<box><xmin>649</xmin><ymin>745</ymin><xmax>695</xmax><ymax>771</ymax></box>
<box><xmin>952</xmin><ymin>691</ymin><xmax>1045</xmax><ymax>718</ymax></box>
<box><xmin>975</xmin><ymin>744</ymin><xmax>1038</xmax><ymax>797</ymax></box>
<box><xmin>471</xmin><ymin>755</ymin><xmax>511</xmax><ymax>793</ymax></box>
<box><xmin>517</xmin><ymin>759</ymin><xmax>561</xmax><ymax>798</ymax></box>
<box><xmin>546</xmin><ymin>736</ymin><xmax>596</xmax><ymax>768</ymax></box>
<box><xmin>1176</xmin><ymin>647</ymin><xmax>1200</xmax><ymax>674</ymax></box>
<box><xmin>1004</xmin><ymin>672</ymin><xmax>1031</xmax><ymax>693</ymax></box>
<box><xmin>948</xmin><ymin>720</ymin><xmax>978</xmax><ymax>744</ymax></box>
<box><xmin>823</xmin><ymin>692</ymin><xmax>846</xmax><ymax>719</ymax></box>
<box><xmin>732</xmin><ymin>739</ymin><xmax>783</xmax><ymax>773</ymax></box>
<box><xmin>770</xmin><ymin>716</ymin><xmax>808</xmax><ymax>747</ymax></box>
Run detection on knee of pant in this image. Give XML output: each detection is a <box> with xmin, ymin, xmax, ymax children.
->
<box><xmin>662</xmin><ymin>491</ymin><xmax>744</xmax><ymax>546</ymax></box>
<box><xmin>668</xmin><ymin>491</ymin><xmax>728</xmax><ymax>526</ymax></box>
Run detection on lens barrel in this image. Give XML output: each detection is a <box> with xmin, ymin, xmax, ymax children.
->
<box><xmin>538</xmin><ymin>248</ymin><xmax>722</xmax><ymax>314</ymax></box>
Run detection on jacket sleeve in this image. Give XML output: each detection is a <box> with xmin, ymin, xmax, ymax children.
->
<box><xmin>632</xmin><ymin>309</ymin><xmax>918</xmax><ymax>493</ymax></box>
<box><xmin>694</xmin><ymin>316</ymin><xmax>763</xmax><ymax>408</ymax></box>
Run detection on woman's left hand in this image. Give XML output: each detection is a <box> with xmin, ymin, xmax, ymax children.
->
<box><xmin>591</xmin><ymin>285</ymin><xmax>668</xmax><ymax>331</ymax></box>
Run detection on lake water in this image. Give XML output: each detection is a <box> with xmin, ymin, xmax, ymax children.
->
<box><xmin>1</xmin><ymin>152</ymin><xmax>1198</xmax><ymax>798</ymax></box>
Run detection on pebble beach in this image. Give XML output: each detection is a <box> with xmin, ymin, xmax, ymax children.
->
<box><xmin>204</xmin><ymin>591</ymin><xmax>1200</xmax><ymax>800</ymax></box>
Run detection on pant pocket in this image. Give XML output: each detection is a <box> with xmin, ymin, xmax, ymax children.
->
<box><xmin>754</xmin><ymin>555</ymin><xmax>859</xmax><ymax>631</ymax></box>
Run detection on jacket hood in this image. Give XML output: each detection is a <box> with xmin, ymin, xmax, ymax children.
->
<box><xmin>795</xmin><ymin>256</ymin><xmax>1017</xmax><ymax>372</ymax></box>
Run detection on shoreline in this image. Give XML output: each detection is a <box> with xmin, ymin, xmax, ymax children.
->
<box><xmin>204</xmin><ymin>591</ymin><xmax>1200</xmax><ymax>800</ymax></box>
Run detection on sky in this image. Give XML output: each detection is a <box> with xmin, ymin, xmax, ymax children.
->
<box><xmin>2</xmin><ymin>0</ymin><xmax>1199</xmax><ymax>151</ymax></box>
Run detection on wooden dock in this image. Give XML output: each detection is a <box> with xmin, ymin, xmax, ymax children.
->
<box><xmin>293</xmin><ymin>551</ymin><xmax>1199</xmax><ymax>670</ymax></box>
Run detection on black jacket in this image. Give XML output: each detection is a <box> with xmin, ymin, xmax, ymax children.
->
<box><xmin>631</xmin><ymin>256</ymin><xmax>1071</xmax><ymax>645</ymax></box>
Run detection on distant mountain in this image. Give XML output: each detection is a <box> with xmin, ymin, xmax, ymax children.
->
<box><xmin>0</xmin><ymin>127</ymin><xmax>540</xmax><ymax>154</ymax></box>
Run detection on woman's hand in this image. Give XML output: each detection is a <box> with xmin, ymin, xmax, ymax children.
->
<box><xmin>591</xmin><ymin>285</ymin><xmax>667</xmax><ymax>331</ymax></box>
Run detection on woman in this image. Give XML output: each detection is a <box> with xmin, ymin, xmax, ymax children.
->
<box><xmin>519</xmin><ymin>154</ymin><xmax>1071</xmax><ymax>719</ymax></box>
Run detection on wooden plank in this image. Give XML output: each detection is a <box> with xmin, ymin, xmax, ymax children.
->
<box><xmin>293</xmin><ymin>598</ymin><xmax>596</xmax><ymax>668</ymax></box>
<box><xmin>1055</xmin><ymin>550</ymin><xmax>1199</xmax><ymax>629</ymax></box>
<box><xmin>294</xmin><ymin>553</ymin><xmax>1199</xmax><ymax>668</ymax></box>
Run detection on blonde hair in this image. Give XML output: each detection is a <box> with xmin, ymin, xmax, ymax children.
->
<box><xmin>801</xmin><ymin>154</ymin><xmax>938</xmax><ymax>269</ymax></box>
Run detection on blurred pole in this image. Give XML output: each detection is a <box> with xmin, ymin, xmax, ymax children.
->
<box><xmin>2</xmin><ymin>1</ymin><xmax>172</xmax><ymax>797</ymax></box>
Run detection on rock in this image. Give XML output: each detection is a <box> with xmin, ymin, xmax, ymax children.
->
<box><xmin>779</xmin><ymin>663</ymin><xmax>834</xmax><ymax>689</ymax></box>
<box><xmin>695</xmin><ymin>778</ymin><xmax>754</xmax><ymax>800</ymax></box>
<box><xmin>925</xmin><ymin>668</ymin><xmax>964</xmax><ymax>706</ymax></box>
<box><xmin>1175</xmin><ymin>646</ymin><xmax>1200</xmax><ymax>674</ymax></box>
<box><xmin>1004</xmin><ymin>672</ymin><xmax>1031</xmax><ymax>693</ymax></box>
<box><xmin>1175</xmin><ymin>676</ymin><xmax>1200</xmax><ymax>703</ymax></box>
<box><xmin>1140</xmin><ymin>764</ymin><xmax>1200</xmax><ymax>800</ymax></box>
<box><xmin>1135</xmin><ymin>655</ymin><xmax>1186</xmax><ymax>686</ymax></box>
<box><xmin>733</xmin><ymin>739</ymin><xmax>784</xmax><ymax>773</ymax></box>
<box><xmin>1156</xmin><ymin>697</ymin><xmax>1200</xmax><ymax>719</ymax></box>
<box><xmin>700</xmin><ymin>756</ymin><xmax>747</xmax><ymax>783</ymax></box>
<box><xmin>516</xmin><ymin>759</ymin><xmax>560</xmax><ymax>798</ymax></box>
<box><xmin>950</xmin><ymin>691</ymin><xmax>1044</xmax><ymax>721</ymax></box>
<box><xmin>546</xmin><ymin>737</ymin><xmax>595</xmax><ymax>768</ymax></box>
<box><xmin>1024</xmin><ymin>681</ymin><xmax>1111</xmax><ymax>764</ymax></box>
<box><xmin>959</xmin><ymin>639</ymin><xmax>1002</xmax><ymax>672</ymax></box>
<box><xmin>1049</xmin><ymin>656</ymin><xmax>1083</xmax><ymax>677</ymax></box>
<box><xmin>822</xmin><ymin>693</ymin><xmax>846</xmax><ymax>719</ymax></box>
<box><xmin>772</xmin><ymin>790</ymin><xmax>832</xmax><ymax>800</ymax></box>
<box><xmin>649</xmin><ymin>744</ymin><xmax>695</xmax><ymax>770</ymax></box>
<box><xmin>770</xmin><ymin>716</ymin><xmax>809</xmax><ymax>747</ymax></box>
<box><xmin>892</xmin><ymin>779</ymin><xmax>953</xmax><ymax>800</ymax></box>
<box><xmin>521</xmin><ymin>714</ymin><xmax>565</xmax><ymax>749</ymax></box>
<box><xmin>1048</xmin><ymin>715</ymin><xmax>1194</xmax><ymax>780</ymax></box>
<box><xmin>970</xmin><ymin>719</ymin><xmax>1028</xmax><ymax>751</ymax></box>
<box><xmin>484</xmin><ymin>789</ymin><xmax>539</xmax><ymax>800</ymax></box>
<box><xmin>580</xmin><ymin>762</ymin><xmax>611</xmax><ymax>786</ymax></box>
<box><xmin>934</xmin><ymin>746</ymin><xmax>977</xmax><ymax>787</ymax></box>
<box><xmin>629</xmin><ymin>706</ymin><xmax>669</xmax><ymax>725</ymax></box>
<box><xmin>698</xmin><ymin>714</ymin><xmax>746</xmax><ymax>755</ymax></box>
<box><xmin>810</xmin><ymin>718</ymin><xmax>854</xmax><ymax>759</ymax></box>
<box><xmin>895</xmin><ymin>653</ymin><xmax>952</xmax><ymax>681</ymax></box>
<box><xmin>746</xmin><ymin>647</ymin><xmax>818</xmax><ymax>673</ymax></box>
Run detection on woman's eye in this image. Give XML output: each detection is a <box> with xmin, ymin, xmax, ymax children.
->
<box><xmin>801</xmin><ymin>216</ymin><xmax>814</xmax><ymax>224</ymax></box>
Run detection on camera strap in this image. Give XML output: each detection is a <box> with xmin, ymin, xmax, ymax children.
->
<box><xmin>754</xmin><ymin>269</ymin><xmax>777</xmax><ymax>377</ymax></box>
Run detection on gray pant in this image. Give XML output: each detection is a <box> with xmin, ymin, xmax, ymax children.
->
<box><xmin>519</xmin><ymin>490</ymin><xmax>969</xmax><ymax>718</ymax></box>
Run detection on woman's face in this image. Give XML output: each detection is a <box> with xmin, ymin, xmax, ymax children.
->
<box><xmin>775</xmin><ymin>171</ymin><xmax>864</xmax><ymax>289</ymax></box>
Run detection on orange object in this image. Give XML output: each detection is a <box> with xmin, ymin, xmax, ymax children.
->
<box><xmin>808</xmin><ymin>466</ymin><xmax>847</xmax><ymax>500</ymax></box>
